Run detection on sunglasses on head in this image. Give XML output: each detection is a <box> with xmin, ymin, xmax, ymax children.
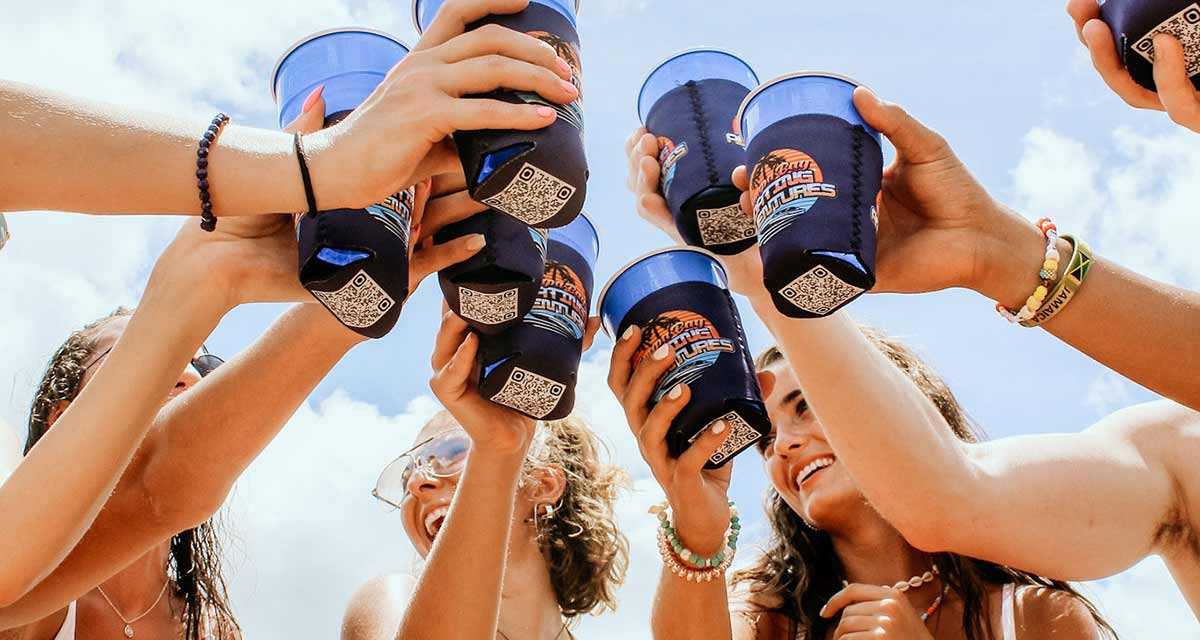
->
<box><xmin>82</xmin><ymin>343</ymin><xmax>225</xmax><ymax>379</ymax></box>
<box><xmin>371</xmin><ymin>430</ymin><xmax>472</xmax><ymax>509</ymax></box>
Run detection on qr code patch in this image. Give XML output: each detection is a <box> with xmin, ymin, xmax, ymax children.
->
<box><xmin>460</xmin><ymin>287</ymin><xmax>520</xmax><ymax>326</ymax></box>
<box><xmin>697</xmin><ymin>204</ymin><xmax>756</xmax><ymax>247</ymax></box>
<box><xmin>482</xmin><ymin>163</ymin><xmax>576</xmax><ymax>226</ymax></box>
<box><xmin>1132</xmin><ymin>3</ymin><xmax>1200</xmax><ymax>78</ymax></box>
<box><xmin>689</xmin><ymin>411</ymin><xmax>762</xmax><ymax>466</ymax></box>
<box><xmin>311</xmin><ymin>270</ymin><xmax>395</xmax><ymax>329</ymax></box>
<box><xmin>779</xmin><ymin>266</ymin><xmax>864</xmax><ymax>316</ymax></box>
<box><xmin>490</xmin><ymin>367</ymin><xmax>566</xmax><ymax>419</ymax></box>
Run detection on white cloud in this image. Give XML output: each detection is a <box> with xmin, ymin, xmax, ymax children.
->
<box><xmin>1084</xmin><ymin>371</ymin><xmax>1138</xmax><ymax>417</ymax></box>
<box><xmin>1086</xmin><ymin>558</ymin><xmax>1200</xmax><ymax>639</ymax></box>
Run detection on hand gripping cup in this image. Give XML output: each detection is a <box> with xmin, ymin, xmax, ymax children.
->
<box><xmin>435</xmin><ymin>209</ymin><xmax>549</xmax><ymax>335</ymax></box>
<box><xmin>414</xmin><ymin>0</ymin><xmax>587</xmax><ymax>229</ymax></box>
<box><xmin>1100</xmin><ymin>0</ymin><xmax>1200</xmax><ymax>91</ymax></box>
<box><xmin>639</xmin><ymin>49</ymin><xmax>759</xmax><ymax>256</ymax></box>
<box><xmin>476</xmin><ymin>214</ymin><xmax>598</xmax><ymax>420</ymax></box>
<box><xmin>599</xmin><ymin>248</ymin><xmax>770</xmax><ymax>468</ymax></box>
<box><xmin>272</xmin><ymin>29</ymin><xmax>416</xmax><ymax>339</ymax></box>
<box><xmin>736</xmin><ymin>72</ymin><xmax>884</xmax><ymax>319</ymax></box>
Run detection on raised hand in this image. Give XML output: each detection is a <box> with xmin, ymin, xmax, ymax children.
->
<box><xmin>822</xmin><ymin>584</ymin><xmax>937</xmax><ymax>640</ymax></box>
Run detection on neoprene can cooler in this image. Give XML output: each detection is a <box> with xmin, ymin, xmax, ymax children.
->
<box><xmin>476</xmin><ymin>214</ymin><xmax>598</xmax><ymax>420</ymax></box>
<box><xmin>737</xmin><ymin>72</ymin><xmax>884</xmax><ymax>319</ymax></box>
<box><xmin>414</xmin><ymin>0</ymin><xmax>587</xmax><ymax>229</ymax></box>
<box><xmin>436</xmin><ymin>210</ymin><xmax>549</xmax><ymax>335</ymax></box>
<box><xmin>272</xmin><ymin>28</ymin><xmax>416</xmax><ymax>339</ymax></box>
<box><xmin>639</xmin><ymin>49</ymin><xmax>759</xmax><ymax>256</ymax></box>
<box><xmin>599</xmin><ymin>247</ymin><xmax>770</xmax><ymax>469</ymax></box>
<box><xmin>1100</xmin><ymin>0</ymin><xmax>1200</xmax><ymax>91</ymax></box>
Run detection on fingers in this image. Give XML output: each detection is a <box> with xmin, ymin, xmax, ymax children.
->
<box><xmin>852</xmin><ymin>87</ymin><xmax>951</xmax><ymax>165</ymax></box>
<box><xmin>624</xmin><ymin>126</ymin><xmax>646</xmax><ymax>157</ymax></box>
<box><xmin>421</xmin><ymin>190</ymin><xmax>488</xmax><ymax>238</ymax></box>
<box><xmin>731</xmin><ymin>165</ymin><xmax>753</xmax><ymax>216</ymax></box>
<box><xmin>832</xmin><ymin>615</ymin><xmax>878</xmax><ymax>637</ymax></box>
<box><xmin>283</xmin><ymin>86</ymin><xmax>326</xmax><ymax>134</ymax></box>
<box><xmin>411</xmin><ymin>233</ymin><xmax>486</xmax><ymax>286</ymax></box>
<box><xmin>1152</xmin><ymin>34</ymin><xmax>1200</xmax><ymax>131</ymax></box>
<box><xmin>430</xmin><ymin>331</ymin><xmax>479</xmax><ymax>403</ymax></box>
<box><xmin>636</xmin><ymin>383</ymin><xmax>690</xmax><ymax>473</ymax></box>
<box><xmin>581</xmin><ymin>316</ymin><xmax>602</xmax><ymax>352</ymax></box>
<box><xmin>431</xmin><ymin>167</ymin><xmax>469</xmax><ymax>199</ymax></box>
<box><xmin>445</xmin><ymin>98</ymin><xmax>558</xmax><ymax>132</ymax></box>
<box><xmin>431</xmin><ymin>310</ymin><xmax>473</xmax><ymax>371</ymax></box>
<box><xmin>621</xmin><ymin>343</ymin><xmax>676</xmax><ymax>427</ymax></box>
<box><xmin>625</xmin><ymin>130</ymin><xmax>654</xmax><ymax>191</ymax></box>
<box><xmin>677</xmin><ymin>418</ymin><xmax>731</xmax><ymax>474</ymax></box>
<box><xmin>443</xmin><ymin>56</ymin><xmax>578</xmax><ymax>103</ymax></box>
<box><xmin>434</xmin><ymin>25</ymin><xmax>571</xmax><ymax>80</ymax></box>
<box><xmin>1065</xmin><ymin>0</ymin><xmax>1100</xmax><ymax>42</ymax></box>
<box><xmin>414</xmin><ymin>0</ymin><xmax>531</xmax><ymax>50</ymax></box>
<box><xmin>606</xmin><ymin>324</ymin><xmax>642</xmax><ymax>398</ymax></box>
<box><xmin>1081</xmin><ymin>19</ymin><xmax>1164</xmax><ymax>110</ymax></box>
<box><xmin>821</xmin><ymin>584</ymin><xmax>897</xmax><ymax>618</ymax></box>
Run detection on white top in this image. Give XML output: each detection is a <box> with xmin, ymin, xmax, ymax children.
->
<box><xmin>53</xmin><ymin>602</ymin><xmax>76</xmax><ymax>640</ymax></box>
<box><xmin>1002</xmin><ymin>583</ymin><xmax>1017</xmax><ymax>640</ymax></box>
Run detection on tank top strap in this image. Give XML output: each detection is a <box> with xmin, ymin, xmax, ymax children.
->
<box><xmin>1002</xmin><ymin>583</ymin><xmax>1017</xmax><ymax>640</ymax></box>
<box><xmin>53</xmin><ymin>601</ymin><xmax>77</xmax><ymax>640</ymax></box>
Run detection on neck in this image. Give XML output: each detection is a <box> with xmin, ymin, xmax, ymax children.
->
<box><xmin>496</xmin><ymin>522</ymin><xmax>564</xmax><ymax>640</ymax></box>
<box><xmin>96</xmin><ymin>543</ymin><xmax>172</xmax><ymax>617</ymax></box>
<box><xmin>829</xmin><ymin>509</ymin><xmax>934</xmax><ymax>590</ymax></box>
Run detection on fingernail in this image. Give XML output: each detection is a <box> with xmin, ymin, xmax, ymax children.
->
<box><xmin>560</xmin><ymin>79</ymin><xmax>579</xmax><ymax>95</ymax></box>
<box><xmin>302</xmin><ymin>84</ymin><xmax>325</xmax><ymax>114</ymax></box>
<box><xmin>667</xmin><ymin>384</ymin><xmax>683</xmax><ymax>400</ymax></box>
<box><xmin>555</xmin><ymin>56</ymin><xmax>573</xmax><ymax>77</ymax></box>
<box><xmin>712</xmin><ymin>420</ymin><xmax>727</xmax><ymax>435</ymax></box>
<box><xmin>536</xmin><ymin>106</ymin><xmax>556</xmax><ymax>119</ymax></box>
<box><xmin>652</xmin><ymin>344</ymin><xmax>670</xmax><ymax>361</ymax></box>
<box><xmin>467</xmin><ymin>234</ymin><xmax>486</xmax><ymax>250</ymax></box>
<box><xmin>621</xmin><ymin>325</ymin><xmax>636</xmax><ymax>342</ymax></box>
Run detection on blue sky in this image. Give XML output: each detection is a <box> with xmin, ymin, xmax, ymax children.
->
<box><xmin>1</xmin><ymin>0</ymin><xmax>1198</xmax><ymax>637</ymax></box>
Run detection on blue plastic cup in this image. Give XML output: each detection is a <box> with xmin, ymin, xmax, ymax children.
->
<box><xmin>736</xmin><ymin>72</ymin><xmax>884</xmax><ymax>319</ymax></box>
<box><xmin>477</xmin><ymin>213</ymin><xmax>599</xmax><ymax>420</ymax></box>
<box><xmin>638</xmin><ymin>49</ymin><xmax>759</xmax><ymax>256</ymax></box>
<box><xmin>413</xmin><ymin>0</ymin><xmax>579</xmax><ymax>33</ymax></box>
<box><xmin>271</xmin><ymin>28</ymin><xmax>410</xmax><ymax>129</ymax></box>
<box><xmin>598</xmin><ymin>247</ymin><xmax>768</xmax><ymax>468</ymax></box>
<box><xmin>1100</xmin><ymin>0</ymin><xmax>1200</xmax><ymax>92</ymax></box>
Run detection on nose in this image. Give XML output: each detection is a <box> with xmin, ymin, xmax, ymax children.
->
<box><xmin>169</xmin><ymin>367</ymin><xmax>202</xmax><ymax>399</ymax></box>
<box><xmin>772</xmin><ymin>425</ymin><xmax>810</xmax><ymax>460</ymax></box>
<box><xmin>406</xmin><ymin>467</ymin><xmax>451</xmax><ymax>500</ymax></box>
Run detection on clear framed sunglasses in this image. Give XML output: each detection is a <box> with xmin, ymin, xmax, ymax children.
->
<box><xmin>82</xmin><ymin>343</ymin><xmax>225</xmax><ymax>379</ymax></box>
<box><xmin>372</xmin><ymin>430</ymin><xmax>472</xmax><ymax>509</ymax></box>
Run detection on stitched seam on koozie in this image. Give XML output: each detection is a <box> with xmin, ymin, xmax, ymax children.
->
<box><xmin>850</xmin><ymin>124</ymin><xmax>865</xmax><ymax>253</ymax></box>
<box><xmin>686</xmin><ymin>80</ymin><xmax>720</xmax><ymax>185</ymax></box>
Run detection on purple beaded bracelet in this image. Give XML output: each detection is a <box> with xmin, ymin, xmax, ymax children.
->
<box><xmin>197</xmin><ymin>113</ymin><xmax>230</xmax><ymax>232</ymax></box>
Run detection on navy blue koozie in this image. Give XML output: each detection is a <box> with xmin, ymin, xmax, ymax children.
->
<box><xmin>414</xmin><ymin>0</ymin><xmax>586</xmax><ymax>229</ymax></box>
<box><xmin>598</xmin><ymin>248</ymin><xmax>769</xmax><ymax>468</ymax></box>
<box><xmin>476</xmin><ymin>214</ymin><xmax>598</xmax><ymax>420</ymax></box>
<box><xmin>273</xmin><ymin>29</ymin><xmax>416</xmax><ymax>339</ymax></box>
<box><xmin>640</xmin><ymin>50</ymin><xmax>759</xmax><ymax>256</ymax></box>
<box><xmin>1101</xmin><ymin>0</ymin><xmax>1200</xmax><ymax>92</ymax></box>
<box><xmin>738</xmin><ymin>72</ymin><xmax>884</xmax><ymax>319</ymax></box>
<box><xmin>436</xmin><ymin>210</ymin><xmax>549</xmax><ymax>335</ymax></box>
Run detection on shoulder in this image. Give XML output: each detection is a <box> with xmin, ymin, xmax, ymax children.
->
<box><xmin>341</xmin><ymin>575</ymin><xmax>417</xmax><ymax>640</ymax></box>
<box><xmin>1014</xmin><ymin>586</ymin><xmax>1103</xmax><ymax>638</ymax></box>
<box><xmin>0</xmin><ymin>606</ymin><xmax>72</xmax><ymax>640</ymax></box>
<box><xmin>729</xmin><ymin>581</ymin><xmax>791</xmax><ymax>640</ymax></box>
<box><xmin>1087</xmin><ymin>400</ymin><xmax>1200</xmax><ymax>448</ymax></box>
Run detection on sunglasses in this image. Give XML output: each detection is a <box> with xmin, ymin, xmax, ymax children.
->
<box><xmin>82</xmin><ymin>343</ymin><xmax>225</xmax><ymax>379</ymax></box>
<box><xmin>372</xmin><ymin>430</ymin><xmax>472</xmax><ymax>509</ymax></box>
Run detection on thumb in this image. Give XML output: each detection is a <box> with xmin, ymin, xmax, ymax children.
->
<box><xmin>852</xmin><ymin>87</ymin><xmax>950</xmax><ymax>165</ymax></box>
<box><xmin>283</xmin><ymin>85</ymin><xmax>326</xmax><ymax>134</ymax></box>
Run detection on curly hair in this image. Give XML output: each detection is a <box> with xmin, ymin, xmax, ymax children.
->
<box><xmin>25</xmin><ymin>308</ymin><xmax>241</xmax><ymax>640</ymax></box>
<box><xmin>525</xmin><ymin>415</ymin><xmax>630</xmax><ymax>619</ymax></box>
<box><xmin>733</xmin><ymin>328</ymin><xmax>1117</xmax><ymax>640</ymax></box>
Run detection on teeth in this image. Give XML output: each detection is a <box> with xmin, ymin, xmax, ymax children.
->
<box><xmin>795</xmin><ymin>457</ymin><xmax>835</xmax><ymax>486</ymax></box>
<box><xmin>424</xmin><ymin>506</ymin><xmax>449</xmax><ymax>538</ymax></box>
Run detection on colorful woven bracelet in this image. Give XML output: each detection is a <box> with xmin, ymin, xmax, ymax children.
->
<box><xmin>1021</xmin><ymin>235</ymin><xmax>1093</xmax><ymax>328</ymax></box>
<box><xmin>996</xmin><ymin>218</ymin><xmax>1062</xmax><ymax>324</ymax></box>
<box><xmin>651</xmin><ymin>501</ymin><xmax>739</xmax><ymax>582</ymax></box>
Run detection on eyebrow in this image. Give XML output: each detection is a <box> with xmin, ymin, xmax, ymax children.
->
<box><xmin>782</xmin><ymin>389</ymin><xmax>805</xmax><ymax>409</ymax></box>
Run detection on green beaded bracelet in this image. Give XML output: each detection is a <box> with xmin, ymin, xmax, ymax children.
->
<box><xmin>651</xmin><ymin>501</ymin><xmax>739</xmax><ymax>571</ymax></box>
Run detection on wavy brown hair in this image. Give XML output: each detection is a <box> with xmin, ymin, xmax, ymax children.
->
<box><xmin>525</xmin><ymin>415</ymin><xmax>629</xmax><ymax>619</ymax></box>
<box><xmin>732</xmin><ymin>329</ymin><xmax>1117</xmax><ymax>640</ymax></box>
<box><xmin>25</xmin><ymin>308</ymin><xmax>240</xmax><ymax>640</ymax></box>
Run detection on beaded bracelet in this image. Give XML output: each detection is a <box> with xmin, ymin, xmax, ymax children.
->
<box><xmin>651</xmin><ymin>501</ymin><xmax>739</xmax><ymax>582</ymax></box>
<box><xmin>995</xmin><ymin>218</ymin><xmax>1061</xmax><ymax>324</ymax></box>
<box><xmin>197</xmin><ymin>113</ymin><xmax>231</xmax><ymax>232</ymax></box>
<box><xmin>1021</xmin><ymin>235</ymin><xmax>1093</xmax><ymax>328</ymax></box>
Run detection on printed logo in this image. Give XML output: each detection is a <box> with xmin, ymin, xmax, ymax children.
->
<box><xmin>530</xmin><ymin>227</ymin><xmax>550</xmax><ymax>262</ymax></box>
<box><xmin>366</xmin><ymin>187</ymin><xmax>415</xmax><ymax>248</ymax></box>
<box><xmin>526</xmin><ymin>261</ymin><xmax>588</xmax><ymax>340</ymax></box>
<box><xmin>634</xmin><ymin>310</ymin><xmax>735</xmax><ymax>401</ymax></box>
<box><xmin>750</xmin><ymin>149</ymin><xmax>838</xmax><ymax>244</ymax></box>
<box><xmin>518</xmin><ymin>31</ymin><xmax>584</xmax><ymax>131</ymax></box>
<box><xmin>657</xmin><ymin>136</ymin><xmax>689</xmax><ymax>198</ymax></box>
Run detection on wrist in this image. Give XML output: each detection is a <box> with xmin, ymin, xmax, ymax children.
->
<box><xmin>969</xmin><ymin>203</ymin><xmax>1059</xmax><ymax>307</ymax></box>
<box><xmin>667</xmin><ymin>500</ymin><xmax>732</xmax><ymax>557</ymax></box>
<box><xmin>302</xmin><ymin>126</ymin><xmax>368</xmax><ymax>210</ymax></box>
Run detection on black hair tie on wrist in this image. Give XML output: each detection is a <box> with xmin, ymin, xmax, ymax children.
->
<box><xmin>293</xmin><ymin>132</ymin><xmax>319</xmax><ymax>217</ymax></box>
<box><xmin>197</xmin><ymin>113</ymin><xmax>231</xmax><ymax>232</ymax></box>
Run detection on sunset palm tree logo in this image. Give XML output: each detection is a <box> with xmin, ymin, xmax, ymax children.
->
<box><xmin>366</xmin><ymin>187</ymin><xmax>415</xmax><ymax>247</ymax></box>
<box><xmin>633</xmin><ymin>310</ymin><xmax>735</xmax><ymax>400</ymax></box>
<box><xmin>526</xmin><ymin>261</ymin><xmax>588</xmax><ymax>340</ymax></box>
<box><xmin>749</xmin><ymin>148</ymin><xmax>838</xmax><ymax>244</ymax></box>
<box><xmin>523</xmin><ymin>30</ymin><xmax>584</xmax><ymax>131</ymax></box>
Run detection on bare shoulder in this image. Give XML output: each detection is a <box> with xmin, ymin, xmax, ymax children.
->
<box><xmin>341</xmin><ymin>574</ymin><xmax>417</xmax><ymax>640</ymax></box>
<box><xmin>1014</xmin><ymin>586</ymin><xmax>1104</xmax><ymax>638</ymax></box>
<box><xmin>729</xmin><ymin>581</ymin><xmax>790</xmax><ymax>640</ymax></box>
<box><xmin>1087</xmin><ymin>400</ymin><xmax>1200</xmax><ymax>450</ymax></box>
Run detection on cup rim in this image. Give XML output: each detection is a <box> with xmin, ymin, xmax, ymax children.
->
<box><xmin>734</xmin><ymin>70</ymin><xmax>872</xmax><ymax>139</ymax></box>
<box><xmin>596</xmin><ymin>245</ymin><xmax>727</xmax><ymax>339</ymax></box>
<box><xmin>637</xmin><ymin>48</ymin><xmax>757</xmax><ymax>124</ymax></box>
<box><xmin>270</xmin><ymin>27</ymin><xmax>410</xmax><ymax>102</ymax></box>
<box><xmin>548</xmin><ymin>211</ymin><xmax>600</xmax><ymax>264</ymax></box>
<box><xmin>412</xmin><ymin>0</ymin><xmax>583</xmax><ymax>34</ymax></box>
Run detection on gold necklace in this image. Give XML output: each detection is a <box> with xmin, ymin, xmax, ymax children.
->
<box><xmin>95</xmin><ymin>579</ymin><xmax>170</xmax><ymax>639</ymax></box>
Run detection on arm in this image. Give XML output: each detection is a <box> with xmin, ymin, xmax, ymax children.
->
<box><xmin>342</xmin><ymin>575</ymin><xmax>415</xmax><ymax>640</ymax></box>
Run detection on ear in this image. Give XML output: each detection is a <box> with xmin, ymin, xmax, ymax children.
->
<box><xmin>46</xmin><ymin>399</ymin><xmax>71</xmax><ymax>429</ymax></box>
<box><xmin>756</xmin><ymin>370</ymin><xmax>776</xmax><ymax>401</ymax></box>
<box><xmin>521</xmin><ymin>463</ymin><xmax>567</xmax><ymax>507</ymax></box>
